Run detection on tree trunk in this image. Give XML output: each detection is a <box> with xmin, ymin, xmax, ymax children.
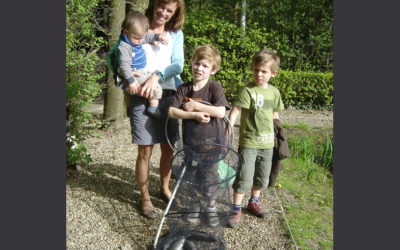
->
<box><xmin>126</xmin><ymin>0</ymin><xmax>149</xmax><ymax>13</ymax></box>
<box><xmin>104</xmin><ymin>0</ymin><xmax>127</xmax><ymax>123</ymax></box>
<box><xmin>104</xmin><ymin>0</ymin><xmax>150</xmax><ymax>126</ymax></box>
<box><xmin>241</xmin><ymin>0</ymin><xmax>246</xmax><ymax>36</ymax></box>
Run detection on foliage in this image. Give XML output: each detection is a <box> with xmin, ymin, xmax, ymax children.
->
<box><xmin>316</xmin><ymin>136</ymin><xmax>333</xmax><ymax>171</ymax></box>
<box><xmin>182</xmin><ymin>9</ymin><xmax>333</xmax><ymax>108</ymax></box>
<box><xmin>183</xmin><ymin>10</ymin><xmax>286</xmax><ymax>103</ymax></box>
<box><xmin>66</xmin><ymin>0</ymin><xmax>105</xmax><ymax>167</ymax></box>
<box><xmin>270</xmin><ymin>70</ymin><xmax>333</xmax><ymax>109</ymax></box>
<box><xmin>247</xmin><ymin>0</ymin><xmax>333</xmax><ymax>72</ymax></box>
<box><xmin>276</xmin><ymin>124</ymin><xmax>333</xmax><ymax>248</ymax></box>
<box><xmin>285</xmin><ymin>124</ymin><xmax>333</xmax><ymax>171</ymax></box>
<box><xmin>184</xmin><ymin>0</ymin><xmax>333</xmax><ymax>72</ymax></box>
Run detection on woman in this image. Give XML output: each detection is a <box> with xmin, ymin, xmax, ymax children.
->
<box><xmin>128</xmin><ymin>0</ymin><xmax>185</xmax><ymax>219</ymax></box>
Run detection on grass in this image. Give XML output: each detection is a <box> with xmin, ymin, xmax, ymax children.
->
<box><xmin>275</xmin><ymin>123</ymin><xmax>333</xmax><ymax>249</ymax></box>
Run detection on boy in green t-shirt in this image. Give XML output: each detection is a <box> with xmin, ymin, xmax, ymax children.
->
<box><xmin>227</xmin><ymin>49</ymin><xmax>284</xmax><ymax>228</ymax></box>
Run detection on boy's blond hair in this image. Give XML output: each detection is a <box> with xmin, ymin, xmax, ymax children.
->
<box><xmin>121</xmin><ymin>11</ymin><xmax>149</xmax><ymax>37</ymax></box>
<box><xmin>252</xmin><ymin>49</ymin><xmax>280</xmax><ymax>72</ymax></box>
<box><xmin>191</xmin><ymin>45</ymin><xmax>221</xmax><ymax>72</ymax></box>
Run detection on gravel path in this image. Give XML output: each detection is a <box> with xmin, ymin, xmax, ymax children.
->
<box><xmin>66</xmin><ymin>108</ymin><xmax>332</xmax><ymax>249</ymax></box>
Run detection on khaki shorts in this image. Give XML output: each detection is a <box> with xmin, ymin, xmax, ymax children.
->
<box><xmin>232</xmin><ymin>146</ymin><xmax>273</xmax><ymax>193</ymax></box>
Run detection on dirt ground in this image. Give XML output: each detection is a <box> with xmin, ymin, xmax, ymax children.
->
<box><xmin>66</xmin><ymin>108</ymin><xmax>332</xmax><ymax>249</ymax></box>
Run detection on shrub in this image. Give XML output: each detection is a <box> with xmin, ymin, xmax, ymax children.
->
<box><xmin>66</xmin><ymin>0</ymin><xmax>105</xmax><ymax>168</ymax></box>
<box><xmin>185</xmin><ymin>0</ymin><xmax>333</xmax><ymax>72</ymax></box>
<box><xmin>270</xmin><ymin>70</ymin><xmax>333</xmax><ymax>109</ymax></box>
<box><xmin>182</xmin><ymin>10</ymin><xmax>333</xmax><ymax>109</ymax></box>
<box><xmin>183</xmin><ymin>10</ymin><xmax>286</xmax><ymax>103</ymax></box>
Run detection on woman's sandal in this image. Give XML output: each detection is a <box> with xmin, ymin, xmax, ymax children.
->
<box><xmin>140</xmin><ymin>200</ymin><xmax>157</xmax><ymax>219</ymax></box>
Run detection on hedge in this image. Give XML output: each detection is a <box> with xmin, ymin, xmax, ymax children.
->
<box><xmin>269</xmin><ymin>70</ymin><xmax>333</xmax><ymax>109</ymax></box>
<box><xmin>182</xmin><ymin>10</ymin><xmax>333</xmax><ymax>110</ymax></box>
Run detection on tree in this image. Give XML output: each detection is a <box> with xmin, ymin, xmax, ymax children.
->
<box><xmin>103</xmin><ymin>0</ymin><xmax>149</xmax><ymax>127</ymax></box>
<box><xmin>240</xmin><ymin>0</ymin><xmax>246</xmax><ymax>36</ymax></box>
<box><xmin>66</xmin><ymin>0</ymin><xmax>105</xmax><ymax>168</ymax></box>
<box><xmin>126</xmin><ymin>0</ymin><xmax>149</xmax><ymax>13</ymax></box>
<box><xmin>103</xmin><ymin>0</ymin><xmax>126</xmax><ymax>126</ymax></box>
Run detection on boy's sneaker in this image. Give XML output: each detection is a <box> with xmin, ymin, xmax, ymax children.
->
<box><xmin>227</xmin><ymin>209</ymin><xmax>242</xmax><ymax>228</ymax></box>
<box><xmin>147</xmin><ymin>107</ymin><xmax>161</xmax><ymax>119</ymax></box>
<box><xmin>186</xmin><ymin>202</ymin><xmax>201</xmax><ymax>224</ymax></box>
<box><xmin>247</xmin><ymin>201</ymin><xmax>268</xmax><ymax>218</ymax></box>
<box><xmin>206</xmin><ymin>206</ymin><xmax>219</xmax><ymax>227</ymax></box>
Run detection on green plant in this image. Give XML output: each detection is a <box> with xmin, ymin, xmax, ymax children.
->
<box><xmin>183</xmin><ymin>12</ymin><xmax>333</xmax><ymax>108</ymax></box>
<box><xmin>270</xmin><ymin>70</ymin><xmax>333</xmax><ymax>109</ymax></box>
<box><xmin>293</xmin><ymin>123</ymin><xmax>309</xmax><ymax>130</ymax></box>
<box><xmin>247</xmin><ymin>0</ymin><xmax>333</xmax><ymax>72</ymax></box>
<box><xmin>185</xmin><ymin>0</ymin><xmax>333</xmax><ymax>72</ymax></box>
<box><xmin>183</xmin><ymin>3</ymin><xmax>333</xmax><ymax>108</ymax></box>
<box><xmin>66</xmin><ymin>0</ymin><xmax>105</xmax><ymax>168</ymax></box>
<box><xmin>288</xmin><ymin>136</ymin><xmax>315</xmax><ymax>164</ymax></box>
<box><xmin>278</xmin><ymin>159</ymin><xmax>333</xmax><ymax>249</ymax></box>
<box><xmin>316</xmin><ymin>136</ymin><xmax>333</xmax><ymax>171</ymax></box>
<box><xmin>276</xmin><ymin>123</ymin><xmax>333</xmax><ymax>249</ymax></box>
<box><xmin>182</xmin><ymin>10</ymin><xmax>257</xmax><ymax>103</ymax></box>
<box><xmin>286</xmin><ymin>124</ymin><xmax>333</xmax><ymax>173</ymax></box>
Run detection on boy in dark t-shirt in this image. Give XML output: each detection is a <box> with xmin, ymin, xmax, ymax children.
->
<box><xmin>169</xmin><ymin>45</ymin><xmax>230</xmax><ymax>227</ymax></box>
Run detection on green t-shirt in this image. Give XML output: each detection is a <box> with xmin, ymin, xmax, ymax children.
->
<box><xmin>234</xmin><ymin>83</ymin><xmax>284</xmax><ymax>149</ymax></box>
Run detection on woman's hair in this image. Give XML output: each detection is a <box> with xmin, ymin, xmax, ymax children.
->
<box><xmin>145</xmin><ymin>0</ymin><xmax>185</xmax><ymax>32</ymax></box>
<box><xmin>191</xmin><ymin>45</ymin><xmax>221</xmax><ymax>72</ymax></box>
<box><xmin>252</xmin><ymin>49</ymin><xmax>280</xmax><ymax>72</ymax></box>
<box><xmin>121</xmin><ymin>11</ymin><xmax>149</xmax><ymax>36</ymax></box>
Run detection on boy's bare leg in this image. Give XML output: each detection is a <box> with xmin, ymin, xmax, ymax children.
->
<box><xmin>247</xmin><ymin>185</ymin><xmax>268</xmax><ymax>218</ymax></box>
<box><xmin>232</xmin><ymin>191</ymin><xmax>245</xmax><ymax>206</ymax></box>
<box><xmin>160</xmin><ymin>142</ymin><xmax>173</xmax><ymax>199</ymax></box>
<box><xmin>250</xmin><ymin>185</ymin><xmax>261</xmax><ymax>198</ymax></box>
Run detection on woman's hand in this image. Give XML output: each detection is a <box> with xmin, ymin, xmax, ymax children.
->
<box><xmin>194</xmin><ymin>112</ymin><xmax>210</xmax><ymax>124</ymax></box>
<box><xmin>140</xmin><ymin>73</ymin><xmax>159</xmax><ymax>99</ymax></box>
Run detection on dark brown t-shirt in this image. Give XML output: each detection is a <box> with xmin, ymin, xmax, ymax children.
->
<box><xmin>170</xmin><ymin>80</ymin><xmax>230</xmax><ymax>146</ymax></box>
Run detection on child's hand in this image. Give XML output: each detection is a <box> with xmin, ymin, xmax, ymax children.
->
<box><xmin>127</xmin><ymin>81</ymin><xmax>140</xmax><ymax>94</ymax></box>
<box><xmin>194</xmin><ymin>112</ymin><xmax>210</xmax><ymax>124</ymax></box>
<box><xmin>158</xmin><ymin>35</ymin><xmax>169</xmax><ymax>45</ymax></box>
<box><xmin>132</xmin><ymin>71</ymin><xmax>141</xmax><ymax>78</ymax></box>
<box><xmin>183</xmin><ymin>98</ymin><xmax>197</xmax><ymax>112</ymax></box>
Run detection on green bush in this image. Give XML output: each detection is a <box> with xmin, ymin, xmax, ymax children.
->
<box><xmin>184</xmin><ymin>0</ymin><xmax>333</xmax><ymax>72</ymax></box>
<box><xmin>270</xmin><ymin>70</ymin><xmax>333</xmax><ymax>109</ymax></box>
<box><xmin>66</xmin><ymin>0</ymin><xmax>105</xmax><ymax>168</ymax></box>
<box><xmin>183</xmin><ymin>10</ymin><xmax>284</xmax><ymax>103</ymax></box>
<box><xmin>182</xmin><ymin>10</ymin><xmax>333</xmax><ymax>109</ymax></box>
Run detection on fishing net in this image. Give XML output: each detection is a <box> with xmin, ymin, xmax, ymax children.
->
<box><xmin>155</xmin><ymin>143</ymin><xmax>241</xmax><ymax>250</ymax></box>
